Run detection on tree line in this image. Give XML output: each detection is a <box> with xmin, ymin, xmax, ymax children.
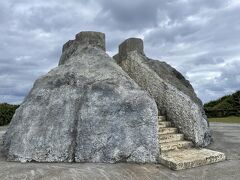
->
<box><xmin>204</xmin><ymin>90</ymin><xmax>240</xmax><ymax>117</ymax></box>
<box><xmin>0</xmin><ymin>103</ymin><xmax>19</xmax><ymax>126</ymax></box>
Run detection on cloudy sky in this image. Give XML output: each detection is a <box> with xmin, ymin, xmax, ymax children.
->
<box><xmin>0</xmin><ymin>0</ymin><xmax>240</xmax><ymax>104</ymax></box>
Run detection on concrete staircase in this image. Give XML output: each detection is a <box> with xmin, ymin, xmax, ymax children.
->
<box><xmin>158</xmin><ymin>116</ymin><xmax>226</xmax><ymax>170</ymax></box>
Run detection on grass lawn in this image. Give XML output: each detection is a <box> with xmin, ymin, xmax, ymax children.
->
<box><xmin>208</xmin><ymin>116</ymin><xmax>240</xmax><ymax>123</ymax></box>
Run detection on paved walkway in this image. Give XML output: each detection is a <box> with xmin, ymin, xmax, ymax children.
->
<box><xmin>0</xmin><ymin>123</ymin><xmax>239</xmax><ymax>180</ymax></box>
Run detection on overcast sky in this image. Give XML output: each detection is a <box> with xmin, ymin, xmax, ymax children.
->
<box><xmin>0</xmin><ymin>0</ymin><xmax>240</xmax><ymax>104</ymax></box>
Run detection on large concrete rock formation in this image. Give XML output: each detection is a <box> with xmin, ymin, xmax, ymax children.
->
<box><xmin>114</xmin><ymin>38</ymin><xmax>211</xmax><ymax>147</ymax></box>
<box><xmin>3</xmin><ymin>32</ymin><xmax>159</xmax><ymax>163</ymax></box>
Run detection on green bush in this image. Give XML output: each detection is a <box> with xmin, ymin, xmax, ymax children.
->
<box><xmin>204</xmin><ymin>95</ymin><xmax>233</xmax><ymax>109</ymax></box>
<box><xmin>204</xmin><ymin>90</ymin><xmax>240</xmax><ymax>117</ymax></box>
<box><xmin>0</xmin><ymin>103</ymin><xmax>19</xmax><ymax>126</ymax></box>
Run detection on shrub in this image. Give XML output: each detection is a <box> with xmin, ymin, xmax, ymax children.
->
<box><xmin>204</xmin><ymin>90</ymin><xmax>240</xmax><ymax>117</ymax></box>
<box><xmin>0</xmin><ymin>103</ymin><xmax>19</xmax><ymax>126</ymax></box>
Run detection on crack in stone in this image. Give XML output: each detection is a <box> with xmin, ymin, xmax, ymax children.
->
<box><xmin>69</xmin><ymin>86</ymin><xmax>89</xmax><ymax>162</ymax></box>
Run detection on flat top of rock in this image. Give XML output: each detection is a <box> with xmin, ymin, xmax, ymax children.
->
<box><xmin>60</xmin><ymin>31</ymin><xmax>106</xmax><ymax>65</ymax></box>
<box><xmin>62</xmin><ymin>31</ymin><xmax>105</xmax><ymax>53</ymax></box>
<box><xmin>119</xmin><ymin>38</ymin><xmax>144</xmax><ymax>57</ymax></box>
<box><xmin>75</xmin><ymin>31</ymin><xmax>105</xmax><ymax>51</ymax></box>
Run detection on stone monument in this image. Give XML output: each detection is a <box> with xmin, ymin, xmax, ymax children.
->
<box><xmin>2</xmin><ymin>31</ymin><xmax>225</xmax><ymax>170</ymax></box>
<box><xmin>3</xmin><ymin>32</ymin><xmax>159</xmax><ymax>163</ymax></box>
<box><xmin>114</xmin><ymin>38</ymin><xmax>225</xmax><ymax>170</ymax></box>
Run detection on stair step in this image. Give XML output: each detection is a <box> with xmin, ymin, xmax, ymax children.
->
<box><xmin>158</xmin><ymin>116</ymin><xmax>166</xmax><ymax>121</ymax></box>
<box><xmin>159</xmin><ymin>127</ymin><xmax>177</xmax><ymax>134</ymax></box>
<box><xmin>159</xmin><ymin>148</ymin><xmax>226</xmax><ymax>170</ymax></box>
<box><xmin>159</xmin><ymin>134</ymin><xmax>184</xmax><ymax>143</ymax></box>
<box><xmin>159</xmin><ymin>121</ymin><xmax>172</xmax><ymax>127</ymax></box>
<box><xmin>160</xmin><ymin>140</ymin><xmax>193</xmax><ymax>152</ymax></box>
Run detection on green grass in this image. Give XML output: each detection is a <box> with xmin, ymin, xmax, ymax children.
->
<box><xmin>208</xmin><ymin>116</ymin><xmax>240</xmax><ymax>123</ymax></box>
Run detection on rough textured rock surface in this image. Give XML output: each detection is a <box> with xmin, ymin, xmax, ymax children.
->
<box><xmin>3</xmin><ymin>32</ymin><xmax>159</xmax><ymax>163</ymax></box>
<box><xmin>114</xmin><ymin>38</ymin><xmax>211</xmax><ymax>147</ymax></box>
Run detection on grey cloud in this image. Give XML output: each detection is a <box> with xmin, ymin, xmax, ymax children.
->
<box><xmin>95</xmin><ymin>0</ymin><xmax>227</xmax><ymax>31</ymax></box>
<box><xmin>95</xmin><ymin>0</ymin><xmax>160</xmax><ymax>30</ymax></box>
<box><xmin>164</xmin><ymin>0</ymin><xmax>227</xmax><ymax>21</ymax></box>
<box><xmin>187</xmin><ymin>60</ymin><xmax>240</xmax><ymax>102</ymax></box>
<box><xmin>145</xmin><ymin>21</ymin><xmax>201</xmax><ymax>45</ymax></box>
<box><xmin>191</xmin><ymin>55</ymin><xmax>225</xmax><ymax>66</ymax></box>
<box><xmin>143</xmin><ymin>1</ymin><xmax>240</xmax><ymax>102</ymax></box>
<box><xmin>0</xmin><ymin>0</ymin><xmax>239</xmax><ymax>104</ymax></box>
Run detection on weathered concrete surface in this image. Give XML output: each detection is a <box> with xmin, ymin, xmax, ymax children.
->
<box><xmin>160</xmin><ymin>148</ymin><xmax>225</xmax><ymax>170</ymax></box>
<box><xmin>0</xmin><ymin>122</ymin><xmax>239</xmax><ymax>180</ymax></box>
<box><xmin>2</xmin><ymin>32</ymin><xmax>159</xmax><ymax>163</ymax></box>
<box><xmin>114</xmin><ymin>38</ymin><xmax>211</xmax><ymax>147</ymax></box>
<box><xmin>208</xmin><ymin>123</ymin><xmax>240</xmax><ymax>160</ymax></box>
